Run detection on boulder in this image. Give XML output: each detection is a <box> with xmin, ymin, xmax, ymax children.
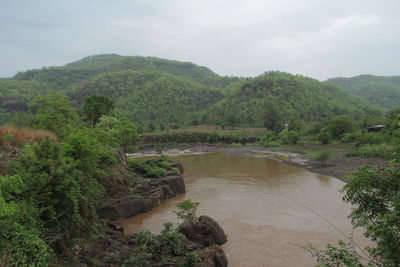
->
<box><xmin>196</xmin><ymin>245</ymin><xmax>228</xmax><ymax>267</ymax></box>
<box><xmin>159</xmin><ymin>176</ymin><xmax>186</xmax><ymax>195</ymax></box>
<box><xmin>179</xmin><ymin>215</ymin><xmax>227</xmax><ymax>248</ymax></box>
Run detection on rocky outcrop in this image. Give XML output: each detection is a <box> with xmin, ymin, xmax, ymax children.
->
<box><xmin>97</xmin><ymin>175</ymin><xmax>185</xmax><ymax>220</ymax></box>
<box><xmin>196</xmin><ymin>245</ymin><xmax>228</xmax><ymax>267</ymax></box>
<box><xmin>179</xmin><ymin>216</ymin><xmax>227</xmax><ymax>248</ymax></box>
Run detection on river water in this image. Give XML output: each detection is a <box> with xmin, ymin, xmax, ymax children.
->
<box><xmin>123</xmin><ymin>152</ymin><xmax>369</xmax><ymax>266</ymax></box>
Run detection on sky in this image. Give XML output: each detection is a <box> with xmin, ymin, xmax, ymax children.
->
<box><xmin>1</xmin><ymin>0</ymin><xmax>399</xmax><ymax>80</ymax></box>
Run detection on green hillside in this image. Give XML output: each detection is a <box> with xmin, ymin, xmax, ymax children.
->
<box><xmin>0</xmin><ymin>55</ymin><xmax>383</xmax><ymax>130</ymax></box>
<box><xmin>69</xmin><ymin>70</ymin><xmax>224</xmax><ymax>131</ymax></box>
<box><xmin>206</xmin><ymin>72</ymin><xmax>381</xmax><ymax>131</ymax></box>
<box><xmin>14</xmin><ymin>54</ymin><xmax>238</xmax><ymax>89</ymax></box>
<box><xmin>327</xmin><ymin>75</ymin><xmax>400</xmax><ymax>109</ymax></box>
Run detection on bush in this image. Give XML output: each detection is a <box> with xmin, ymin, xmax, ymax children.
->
<box><xmin>353</xmin><ymin>132</ymin><xmax>387</xmax><ymax>147</ymax></box>
<box><xmin>317</xmin><ymin>132</ymin><xmax>331</xmax><ymax>144</ymax></box>
<box><xmin>346</xmin><ymin>144</ymin><xmax>395</xmax><ymax>159</ymax></box>
<box><xmin>278</xmin><ymin>129</ymin><xmax>299</xmax><ymax>145</ymax></box>
<box><xmin>311</xmin><ymin>150</ymin><xmax>331</xmax><ymax>167</ymax></box>
<box><xmin>127</xmin><ymin>156</ymin><xmax>172</xmax><ymax>178</ymax></box>
<box><xmin>174</xmin><ymin>199</ymin><xmax>200</xmax><ymax>224</ymax></box>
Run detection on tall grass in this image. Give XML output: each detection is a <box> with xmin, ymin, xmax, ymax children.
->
<box><xmin>346</xmin><ymin>144</ymin><xmax>395</xmax><ymax>159</ymax></box>
<box><xmin>0</xmin><ymin>125</ymin><xmax>57</xmax><ymax>147</ymax></box>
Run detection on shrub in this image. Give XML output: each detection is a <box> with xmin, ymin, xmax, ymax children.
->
<box><xmin>346</xmin><ymin>144</ymin><xmax>395</xmax><ymax>159</ymax></box>
<box><xmin>353</xmin><ymin>132</ymin><xmax>387</xmax><ymax>147</ymax></box>
<box><xmin>278</xmin><ymin>129</ymin><xmax>300</xmax><ymax>145</ymax></box>
<box><xmin>174</xmin><ymin>199</ymin><xmax>200</xmax><ymax>224</ymax></box>
<box><xmin>312</xmin><ymin>150</ymin><xmax>331</xmax><ymax>167</ymax></box>
<box><xmin>127</xmin><ymin>156</ymin><xmax>172</xmax><ymax>178</ymax></box>
<box><xmin>317</xmin><ymin>132</ymin><xmax>331</xmax><ymax>144</ymax></box>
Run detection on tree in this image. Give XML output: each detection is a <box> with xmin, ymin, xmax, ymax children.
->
<box><xmin>82</xmin><ymin>94</ymin><xmax>115</xmax><ymax>126</ymax></box>
<box><xmin>327</xmin><ymin>115</ymin><xmax>356</xmax><ymax>139</ymax></box>
<box><xmin>312</xmin><ymin>150</ymin><xmax>331</xmax><ymax>167</ymax></box>
<box><xmin>29</xmin><ymin>92</ymin><xmax>78</xmax><ymax>136</ymax></box>
<box><xmin>309</xmin><ymin>122</ymin><xmax>400</xmax><ymax>266</ymax></box>
<box><xmin>96</xmin><ymin>116</ymin><xmax>138</xmax><ymax>151</ymax></box>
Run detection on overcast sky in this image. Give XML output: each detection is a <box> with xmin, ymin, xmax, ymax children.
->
<box><xmin>1</xmin><ymin>0</ymin><xmax>399</xmax><ymax>80</ymax></box>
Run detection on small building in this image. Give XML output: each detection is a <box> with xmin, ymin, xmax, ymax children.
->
<box><xmin>368</xmin><ymin>124</ymin><xmax>385</xmax><ymax>132</ymax></box>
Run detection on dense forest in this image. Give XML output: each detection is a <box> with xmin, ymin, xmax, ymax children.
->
<box><xmin>328</xmin><ymin>74</ymin><xmax>400</xmax><ymax>110</ymax></box>
<box><xmin>0</xmin><ymin>54</ymin><xmax>386</xmax><ymax>132</ymax></box>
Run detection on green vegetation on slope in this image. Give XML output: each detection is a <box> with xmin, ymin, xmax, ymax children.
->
<box><xmin>206</xmin><ymin>71</ymin><xmax>381</xmax><ymax>131</ymax></box>
<box><xmin>0</xmin><ymin>55</ymin><xmax>388</xmax><ymax>134</ymax></box>
<box><xmin>328</xmin><ymin>74</ymin><xmax>400</xmax><ymax>110</ymax></box>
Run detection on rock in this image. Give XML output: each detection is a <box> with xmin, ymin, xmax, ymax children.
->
<box><xmin>171</xmin><ymin>162</ymin><xmax>184</xmax><ymax>175</ymax></box>
<box><xmin>107</xmin><ymin>221</ymin><xmax>123</xmax><ymax>232</ymax></box>
<box><xmin>196</xmin><ymin>245</ymin><xmax>228</xmax><ymax>267</ymax></box>
<box><xmin>179</xmin><ymin>215</ymin><xmax>227</xmax><ymax>248</ymax></box>
<box><xmin>159</xmin><ymin>176</ymin><xmax>186</xmax><ymax>195</ymax></box>
<box><xmin>98</xmin><ymin>175</ymin><xmax>185</xmax><ymax>220</ymax></box>
<box><xmin>97</xmin><ymin>206</ymin><xmax>119</xmax><ymax>220</ymax></box>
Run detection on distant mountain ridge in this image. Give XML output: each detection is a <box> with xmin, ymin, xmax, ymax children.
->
<box><xmin>327</xmin><ymin>75</ymin><xmax>400</xmax><ymax>110</ymax></box>
<box><xmin>0</xmin><ymin>54</ymin><xmax>386</xmax><ymax>130</ymax></box>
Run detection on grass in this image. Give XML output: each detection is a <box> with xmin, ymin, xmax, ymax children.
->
<box><xmin>346</xmin><ymin>144</ymin><xmax>395</xmax><ymax>159</ymax></box>
<box><xmin>0</xmin><ymin>125</ymin><xmax>57</xmax><ymax>147</ymax></box>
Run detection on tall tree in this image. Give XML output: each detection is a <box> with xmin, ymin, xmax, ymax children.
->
<box><xmin>29</xmin><ymin>92</ymin><xmax>78</xmax><ymax>136</ymax></box>
<box><xmin>82</xmin><ymin>94</ymin><xmax>115</xmax><ymax>126</ymax></box>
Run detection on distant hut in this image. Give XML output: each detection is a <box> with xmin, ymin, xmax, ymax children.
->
<box><xmin>368</xmin><ymin>124</ymin><xmax>385</xmax><ymax>132</ymax></box>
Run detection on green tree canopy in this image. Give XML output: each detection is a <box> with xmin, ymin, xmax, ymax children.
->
<box><xmin>82</xmin><ymin>94</ymin><xmax>115</xmax><ymax>126</ymax></box>
<box><xmin>29</xmin><ymin>92</ymin><xmax>78</xmax><ymax>136</ymax></box>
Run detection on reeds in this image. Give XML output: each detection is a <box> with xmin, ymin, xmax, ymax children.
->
<box><xmin>0</xmin><ymin>125</ymin><xmax>57</xmax><ymax>147</ymax></box>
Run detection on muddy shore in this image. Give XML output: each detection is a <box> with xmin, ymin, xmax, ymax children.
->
<box><xmin>128</xmin><ymin>144</ymin><xmax>390</xmax><ymax>182</ymax></box>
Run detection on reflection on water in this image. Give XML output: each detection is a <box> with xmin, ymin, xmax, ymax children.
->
<box><xmin>123</xmin><ymin>153</ymin><xmax>369</xmax><ymax>266</ymax></box>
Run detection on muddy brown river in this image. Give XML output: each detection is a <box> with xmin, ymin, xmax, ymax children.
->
<box><xmin>123</xmin><ymin>153</ymin><xmax>369</xmax><ymax>266</ymax></box>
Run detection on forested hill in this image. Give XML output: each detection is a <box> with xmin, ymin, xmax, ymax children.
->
<box><xmin>13</xmin><ymin>54</ymin><xmax>238</xmax><ymax>89</ymax></box>
<box><xmin>206</xmin><ymin>72</ymin><xmax>380</xmax><ymax>131</ymax></box>
<box><xmin>0</xmin><ymin>54</ymin><xmax>382</xmax><ymax>131</ymax></box>
<box><xmin>327</xmin><ymin>75</ymin><xmax>400</xmax><ymax>110</ymax></box>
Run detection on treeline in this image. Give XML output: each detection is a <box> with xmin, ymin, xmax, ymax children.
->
<box><xmin>328</xmin><ymin>74</ymin><xmax>400</xmax><ymax>110</ymax></box>
<box><xmin>260</xmin><ymin>107</ymin><xmax>400</xmax><ymax>160</ymax></box>
<box><xmin>0</xmin><ymin>54</ymin><xmax>392</xmax><ymax>133</ymax></box>
<box><xmin>205</xmin><ymin>71</ymin><xmax>381</xmax><ymax>130</ymax></box>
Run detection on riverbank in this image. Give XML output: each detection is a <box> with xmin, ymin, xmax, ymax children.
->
<box><xmin>128</xmin><ymin>144</ymin><xmax>390</xmax><ymax>182</ymax></box>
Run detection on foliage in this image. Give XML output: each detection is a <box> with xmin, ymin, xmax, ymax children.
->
<box><xmin>309</xmin><ymin>132</ymin><xmax>400</xmax><ymax>266</ymax></box>
<box><xmin>96</xmin><ymin>115</ymin><xmax>138</xmax><ymax>151</ymax></box>
<box><xmin>82</xmin><ymin>94</ymin><xmax>115</xmax><ymax>126</ymax></box>
<box><xmin>308</xmin><ymin>240</ymin><xmax>365</xmax><ymax>267</ymax></box>
<box><xmin>127</xmin><ymin>156</ymin><xmax>171</xmax><ymax>178</ymax></box>
<box><xmin>141</xmin><ymin>130</ymin><xmax>260</xmax><ymax>145</ymax></box>
<box><xmin>328</xmin><ymin>74</ymin><xmax>400</xmax><ymax>110</ymax></box>
<box><xmin>160</xmin><ymin>222</ymin><xmax>184</xmax><ymax>255</ymax></box>
<box><xmin>278</xmin><ymin>129</ymin><xmax>300</xmax><ymax>145</ymax></box>
<box><xmin>312</xmin><ymin>150</ymin><xmax>331</xmax><ymax>167</ymax></box>
<box><xmin>174</xmin><ymin>199</ymin><xmax>200</xmax><ymax>224</ymax></box>
<box><xmin>11</xmin><ymin>138</ymin><xmax>83</xmax><ymax>232</ymax></box>
<box><xmin>346</xmin><ymin>144</ymin><xmax>395</xmax><ymax>159</ymax></box>
<box><xmin>29</xmin><ymin>92</ymin><xmax>78</xmax><ymax>136</ymax></box>
<box><xmin>207</xmin><ymin>71</ymin><xmax>377</xmax><ymax>128</ymax></box>
<box><xmin>181</xmin><ymin>251</ymin><xmax>201</xmax><ymax>267</ymax></box>
<box><xmin>317</xmin><ymin>132</ymin><xmax>332</xmax><ymax>144</ymax></box>
<box><xmin>326</xmin><ymin>115</ymin><xmax>357</xmax><ymax>139</ymax></box>
<box><xmin>123</xmin><ymin>222</ymin><xmax>185</xmax><ymax>266</ymax></box>
<box><xmin>343</xmin><ymin>165</ymin><xmax>400</xmax><ymax>266</ymax></box>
